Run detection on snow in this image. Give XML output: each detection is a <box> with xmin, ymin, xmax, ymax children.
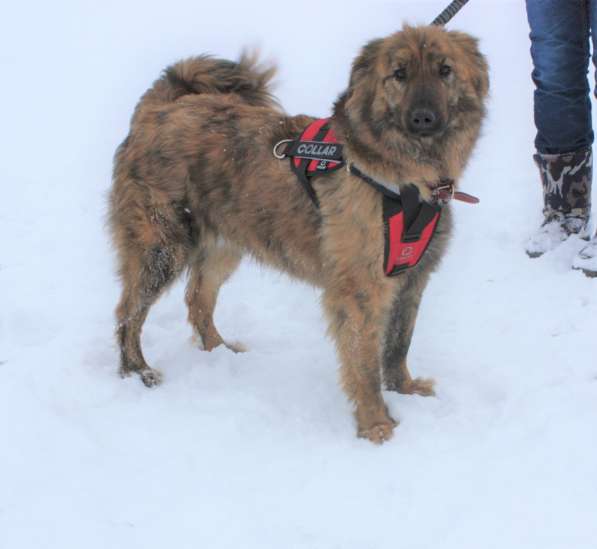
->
<box><xmin>1</xmin><ymin>1</ymin><xmax>596</xmax><ymax>548</ymax></box>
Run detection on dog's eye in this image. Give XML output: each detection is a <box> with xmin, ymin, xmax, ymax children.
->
<box><xmin>393</xmin><ymin>67</ymin><xmax>407</xmax><ymax>81</ymax></box>
<box><xmin>439</xmin><ymin>64</ymin><xmax>452</xmax><ymax>77</ymax></box>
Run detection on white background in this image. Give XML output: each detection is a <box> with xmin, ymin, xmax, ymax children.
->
<box><xmin>1</xmin><ymin>1</ymin><xmax>596</xmax><ymax>548</ymax></box>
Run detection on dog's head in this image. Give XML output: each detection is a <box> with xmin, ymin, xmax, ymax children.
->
<box><xmin>341</xmin><ymin>25</ymin><xmax>489</xmax><ymax>146</ymax></box>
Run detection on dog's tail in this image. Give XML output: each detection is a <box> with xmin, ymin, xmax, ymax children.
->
<box><xmin>143</xmin><ymin>52</ymin><xmax>278</xmax><ymax>108</ymax></box>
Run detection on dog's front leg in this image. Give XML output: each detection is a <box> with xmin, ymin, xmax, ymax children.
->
<box><xmin>383</xmin><ymin>272</ymin><xmax>435</xmax><ymax>396</ymax></box>
<box><xmin>323</xmin><ymin>283</ymin><xmax>397</xmax><ymax>444</ymax></box>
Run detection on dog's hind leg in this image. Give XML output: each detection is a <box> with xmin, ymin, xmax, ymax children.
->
<box><xmin>113</xmin><ymin>199</ymin><xmax>192</xmax><ymax>387</ymax></box>
<box><xmin>116</xmin><ymin>241</ymin><xmax>188</xmax><ymax>387</ymax></box>
<box><xmin>185</xmin><ymin>242</ymin><xmax>243</xmax><ymax>353</ymax></box>
<box><xmin>383</xmin><ymin>274</ymin><xmax>435</xmax><ymax>397</ymax></box>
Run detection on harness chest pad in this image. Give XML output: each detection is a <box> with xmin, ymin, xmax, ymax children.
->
<box><xmin>382</xmin><ymin>185</ymin><xmax>441</xmax><ymax>276</ymax></box>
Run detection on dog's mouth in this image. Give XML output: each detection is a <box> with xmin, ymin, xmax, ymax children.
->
<box><xmin>405</xmin><ymin>125</ymin><xmax>448</xmax><ymax>145</ymax></box>
<box><xmin>415</xmin><ymin>129</ymin><xmax>443</xmax><ymax>139</ymax></box>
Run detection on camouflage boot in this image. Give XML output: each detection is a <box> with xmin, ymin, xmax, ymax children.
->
<box><xmin>525</xmin><ymin>148</ymin><xmax>592</xmax><ymax>258</ymax></box>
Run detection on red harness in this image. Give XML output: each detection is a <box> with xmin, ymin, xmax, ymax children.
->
<box><xmin>279</xmin><ymin>118</ymin><xmax>344</xmax><ymax>207</ymax></box>
<box><xmin>385</xmin><ymin>207</ymin><xmax>440</xmax><ymax>274</ymax></box>
<box><xmin>274</xmin><ymin>118</ymin><xmax>463</xmax><ymax>276</ymax></box>
<box><xmin>380</xmin><ymin>180</ymin><xmax>441</xmax><ymax>275</ymax></box>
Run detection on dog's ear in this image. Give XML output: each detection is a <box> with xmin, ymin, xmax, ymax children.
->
<box><xmin>449</xmin><ymin>31</ymin><xmax>489</xmax><ymax>99</ymax></box>
<box><xmin>349</xmin><ymin>38</ymin><xmax>383</xmax><ymax>90</ymax></box>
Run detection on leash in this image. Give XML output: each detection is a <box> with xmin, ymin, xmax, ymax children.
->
<box><xmin>431</xmin><ymin>0</ymin><xmax>470</xmax><ymax>26</ymax></box>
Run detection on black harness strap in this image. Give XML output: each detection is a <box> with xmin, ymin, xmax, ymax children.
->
<box><xmin>349</xmin><ymin>165</ymin><xmax>400</xmax><ymax>200</ymax></box>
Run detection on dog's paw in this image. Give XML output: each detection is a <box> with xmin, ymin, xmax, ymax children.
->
<box><xmin>225</xmin><ymin>340</ymin><xmax>246</xmax><ymax>353</ymax></box>
<box><xmin>387</xmin><ymin>377</ymin><xmax>436</xmax><ymax>397</ymax></box>
<box><xmin>194</xmin><ymin>334</ymin><xmax>246</xmax><ymax>354</ymax></box>
<box><xmin>358</xmin><ymin>420</ymin><xmax>397</xmax><ymax>445</ymax></box>
<box><xmin>140</xmin><ymin>368</ymin><xmax>163</xmax><ymax>387</ymax></box>
<box><xmin>402</xmin><ymin>377</ymin><xmax>436</xmax><ymax>396</ymax></box>
<box><xmin>120</xmin><ymin>366</ymin><xmax>163</xmax><ymax>388</ymax></box>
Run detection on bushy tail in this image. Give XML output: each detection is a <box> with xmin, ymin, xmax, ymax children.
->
<box><xmin>143</xmin><ymin>52</ymin><xmax>278</xmax><ymax>108</ymax></box>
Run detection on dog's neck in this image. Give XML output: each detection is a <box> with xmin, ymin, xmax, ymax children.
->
<box><xmin>329</xmin><ymin>103</ymin><xmax>443</xmax><ymax>200</ymax></box>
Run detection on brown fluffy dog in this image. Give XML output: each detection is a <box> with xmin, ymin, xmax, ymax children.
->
<box><xmin>109</xmin><ymin>25</ymin><xmax>489</xmax><ymax>443</ymax></box>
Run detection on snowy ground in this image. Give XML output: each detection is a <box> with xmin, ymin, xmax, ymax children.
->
<box><xmin>1</xmin><ymin>1</ymin><xmax>596</xmax><ymax>548</ymax></box>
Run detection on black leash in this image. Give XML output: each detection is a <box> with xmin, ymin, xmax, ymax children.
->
<box><xmin>431</xmin><ymin>0</ymin><xmax>470</xmax><ymax>26</ymax></box>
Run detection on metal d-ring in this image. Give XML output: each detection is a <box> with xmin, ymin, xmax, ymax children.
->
<box><xmin>273</xmin><ymin>139</ymin><xmax>293</xmax><ymax>160</ymax></box>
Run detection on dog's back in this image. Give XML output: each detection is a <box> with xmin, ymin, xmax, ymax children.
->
<box><xmin>110</xmin><ymin>52</ymin><xmax>283</xmax><ymax>251</ymax></box>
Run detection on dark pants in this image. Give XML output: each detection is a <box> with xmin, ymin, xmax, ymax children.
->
<box><xmin>526</xmin><ymin>0</ymin><xmax>597</xmax><ymax>154</ymax></box>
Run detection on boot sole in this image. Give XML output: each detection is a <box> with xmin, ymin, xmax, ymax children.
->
<box><xmin>573</xmin><ymin>265</ymin><xmax>597</xmax><ymax>278</ymax></box>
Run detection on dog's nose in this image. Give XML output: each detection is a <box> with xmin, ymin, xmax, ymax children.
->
<box><xmin>409</xmin><ymin>108</ymin><xmax>438</xmax><ymax>134</ymax></box>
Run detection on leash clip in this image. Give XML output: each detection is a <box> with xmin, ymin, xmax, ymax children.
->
<box><xmin>432</xmin><ymin>180</ymin><xmax>455</xmax><ymax>203</ymax></box>
<box><xmin>273</xmin><ymin>139</ymin><xmax>293</xmax><ymax>159</ymax></box>
<box><xmin>432</xmin><ymin>179</ymin><xmax>480</xmax><ymax>205</ymax></box>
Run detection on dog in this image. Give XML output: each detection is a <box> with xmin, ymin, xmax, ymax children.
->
<box><xmin>109</xmin><ymin>24</ymin><xmax>489</xmax><ymax>443</ymax></box>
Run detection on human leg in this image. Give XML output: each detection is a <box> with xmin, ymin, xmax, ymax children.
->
<box><xmin>525</xmin><ymin>0</ymin><xmax>593</xmax><ymax>257</ymax></box>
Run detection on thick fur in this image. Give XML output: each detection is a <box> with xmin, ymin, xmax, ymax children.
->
<box><xmin>109</xmin><ymin>26</ymin><xmax>489</xmax><ymax>443</ymax></box>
